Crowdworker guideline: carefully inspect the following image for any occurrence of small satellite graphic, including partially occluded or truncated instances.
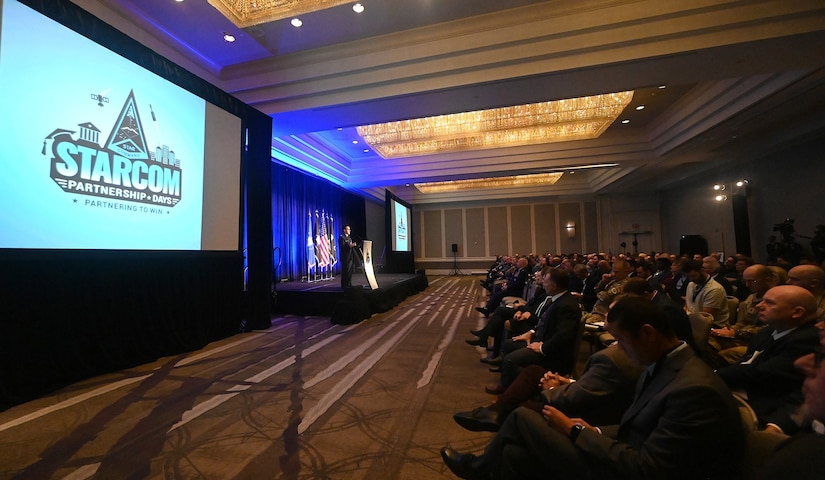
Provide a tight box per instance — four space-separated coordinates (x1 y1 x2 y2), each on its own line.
91 92 109 107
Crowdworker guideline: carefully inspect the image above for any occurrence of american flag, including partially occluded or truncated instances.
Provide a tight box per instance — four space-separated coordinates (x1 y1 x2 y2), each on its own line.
317 211 331 268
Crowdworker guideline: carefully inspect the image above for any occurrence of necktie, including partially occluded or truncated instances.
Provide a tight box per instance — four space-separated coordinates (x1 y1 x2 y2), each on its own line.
534 298 553 335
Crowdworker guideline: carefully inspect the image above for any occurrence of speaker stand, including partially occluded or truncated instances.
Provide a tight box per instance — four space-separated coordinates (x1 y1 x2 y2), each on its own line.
449 250 463 276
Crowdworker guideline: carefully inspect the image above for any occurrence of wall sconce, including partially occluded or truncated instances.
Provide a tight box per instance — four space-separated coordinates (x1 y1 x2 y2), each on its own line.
566 222 576 238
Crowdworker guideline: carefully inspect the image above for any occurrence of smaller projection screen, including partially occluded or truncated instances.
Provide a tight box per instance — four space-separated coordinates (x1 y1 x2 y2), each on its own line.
0 0 242 251
388 192 412 252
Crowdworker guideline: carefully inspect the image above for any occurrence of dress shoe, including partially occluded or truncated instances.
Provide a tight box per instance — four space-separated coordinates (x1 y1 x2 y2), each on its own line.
488 366 501 373
485 383 506 395
475 307 489 316
440 447 487 480
469 328 484 337
465 337 487 347
480 355 502 366
453 406 500 432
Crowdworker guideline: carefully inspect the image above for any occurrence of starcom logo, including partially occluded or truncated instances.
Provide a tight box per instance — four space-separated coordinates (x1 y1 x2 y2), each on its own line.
43 90 182 207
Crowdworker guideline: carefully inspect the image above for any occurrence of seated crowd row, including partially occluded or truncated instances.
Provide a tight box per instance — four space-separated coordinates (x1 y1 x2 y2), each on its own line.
441 251 825 480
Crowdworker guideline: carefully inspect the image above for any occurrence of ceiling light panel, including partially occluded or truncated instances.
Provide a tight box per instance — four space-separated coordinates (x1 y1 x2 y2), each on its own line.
357 91 634 158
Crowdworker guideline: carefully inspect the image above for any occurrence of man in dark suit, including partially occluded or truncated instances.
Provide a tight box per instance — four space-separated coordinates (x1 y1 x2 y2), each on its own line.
485 268 581 394
716 285 820 435
477 256 529 316
467 269 549 363
758 322 825 480
338 225 357 288
442 296 743 480
453 343 642 432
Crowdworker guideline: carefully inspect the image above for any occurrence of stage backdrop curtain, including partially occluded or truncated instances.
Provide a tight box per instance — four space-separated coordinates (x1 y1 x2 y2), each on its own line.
271 165 366 282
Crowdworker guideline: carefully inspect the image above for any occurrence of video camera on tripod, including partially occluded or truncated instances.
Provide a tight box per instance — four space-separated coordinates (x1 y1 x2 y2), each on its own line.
773 218 795 242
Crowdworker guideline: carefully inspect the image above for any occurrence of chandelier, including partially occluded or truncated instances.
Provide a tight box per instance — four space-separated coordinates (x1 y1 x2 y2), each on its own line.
208 0 353 27
357 91 634 158
414 172 564 194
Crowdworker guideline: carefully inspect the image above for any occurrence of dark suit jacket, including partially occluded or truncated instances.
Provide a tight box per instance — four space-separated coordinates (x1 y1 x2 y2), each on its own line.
576 345 744 480
502 267 528 296
534 291 581 375
541 343 643 426
758 433 825 480
517 287 548 316
716 321 820 433
581 272 600 312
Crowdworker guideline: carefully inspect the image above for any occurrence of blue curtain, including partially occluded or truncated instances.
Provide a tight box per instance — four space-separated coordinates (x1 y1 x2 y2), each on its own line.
270 164 365 281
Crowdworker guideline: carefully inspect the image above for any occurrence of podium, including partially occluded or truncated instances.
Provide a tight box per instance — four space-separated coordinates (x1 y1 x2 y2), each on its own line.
361 240 379 290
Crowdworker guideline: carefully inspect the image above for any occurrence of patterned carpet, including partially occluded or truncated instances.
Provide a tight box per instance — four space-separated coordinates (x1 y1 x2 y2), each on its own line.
0 275 536 479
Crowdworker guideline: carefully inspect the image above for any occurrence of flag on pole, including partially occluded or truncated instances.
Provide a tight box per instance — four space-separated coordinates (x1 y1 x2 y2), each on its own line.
307 211 316 271
318 210 331 268
315 210 328 268
327 214 337 267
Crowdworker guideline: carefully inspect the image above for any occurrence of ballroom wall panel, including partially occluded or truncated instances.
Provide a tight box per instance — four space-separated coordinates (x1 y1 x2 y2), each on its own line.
535 203 558 255
510 205 533 255
423 210 443 258
466 208 487 258
488 207 509 255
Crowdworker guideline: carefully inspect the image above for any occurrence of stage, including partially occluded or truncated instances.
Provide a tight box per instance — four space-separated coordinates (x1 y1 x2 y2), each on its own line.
272 272 429 324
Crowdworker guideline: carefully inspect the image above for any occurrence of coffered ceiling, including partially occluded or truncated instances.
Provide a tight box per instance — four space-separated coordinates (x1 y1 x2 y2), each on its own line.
71 0 825 203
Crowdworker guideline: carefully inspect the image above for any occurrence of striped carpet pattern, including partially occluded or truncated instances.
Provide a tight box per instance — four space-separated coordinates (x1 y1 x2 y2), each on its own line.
0 276 518 479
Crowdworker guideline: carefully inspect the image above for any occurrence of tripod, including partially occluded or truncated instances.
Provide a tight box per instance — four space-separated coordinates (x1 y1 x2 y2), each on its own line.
449 247 463 276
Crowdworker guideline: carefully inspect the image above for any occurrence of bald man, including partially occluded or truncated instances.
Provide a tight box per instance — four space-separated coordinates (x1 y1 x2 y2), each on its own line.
716 285 820 435
787 264 825 322
708 264 780 366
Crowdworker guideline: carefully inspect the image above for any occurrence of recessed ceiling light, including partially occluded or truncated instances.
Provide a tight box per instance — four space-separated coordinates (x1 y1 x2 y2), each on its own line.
223 32 236 42
291 18 303 27
353 3 365 13
621 119 630 124
635 105 645 111
658 85 667 89
352 140 359 144
175 0 184 3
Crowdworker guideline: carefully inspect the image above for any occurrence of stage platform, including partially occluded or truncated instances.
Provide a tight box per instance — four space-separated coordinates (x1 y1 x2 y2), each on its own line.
272 272 428 324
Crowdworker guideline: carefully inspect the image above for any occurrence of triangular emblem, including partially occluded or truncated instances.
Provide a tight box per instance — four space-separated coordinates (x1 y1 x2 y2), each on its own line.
105 90 149 160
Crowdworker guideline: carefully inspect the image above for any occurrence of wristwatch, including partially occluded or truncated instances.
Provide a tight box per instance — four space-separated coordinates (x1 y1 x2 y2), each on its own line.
569 423 585 442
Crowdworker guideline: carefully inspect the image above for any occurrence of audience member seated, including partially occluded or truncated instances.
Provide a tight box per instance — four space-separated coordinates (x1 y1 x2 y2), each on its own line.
728 256 756 301
635 260 662 293
467 269 550 363
476 256 529 317
708 264 777 367
716 285 820 435
653 256 672 286
572 263 598 312
583 259 633 322
613 278 698 354
564 259 584 296
581 257 611 312
452 342 642 432
485 268 580 395
703 255 735 296
787 264 825 322
757 319 825 480
479 255 507 291
683 259 730 328
665 257 689 307
441 296 744 480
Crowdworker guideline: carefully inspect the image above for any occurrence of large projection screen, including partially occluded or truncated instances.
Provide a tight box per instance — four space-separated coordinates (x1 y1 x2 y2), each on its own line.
0 0 242 251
